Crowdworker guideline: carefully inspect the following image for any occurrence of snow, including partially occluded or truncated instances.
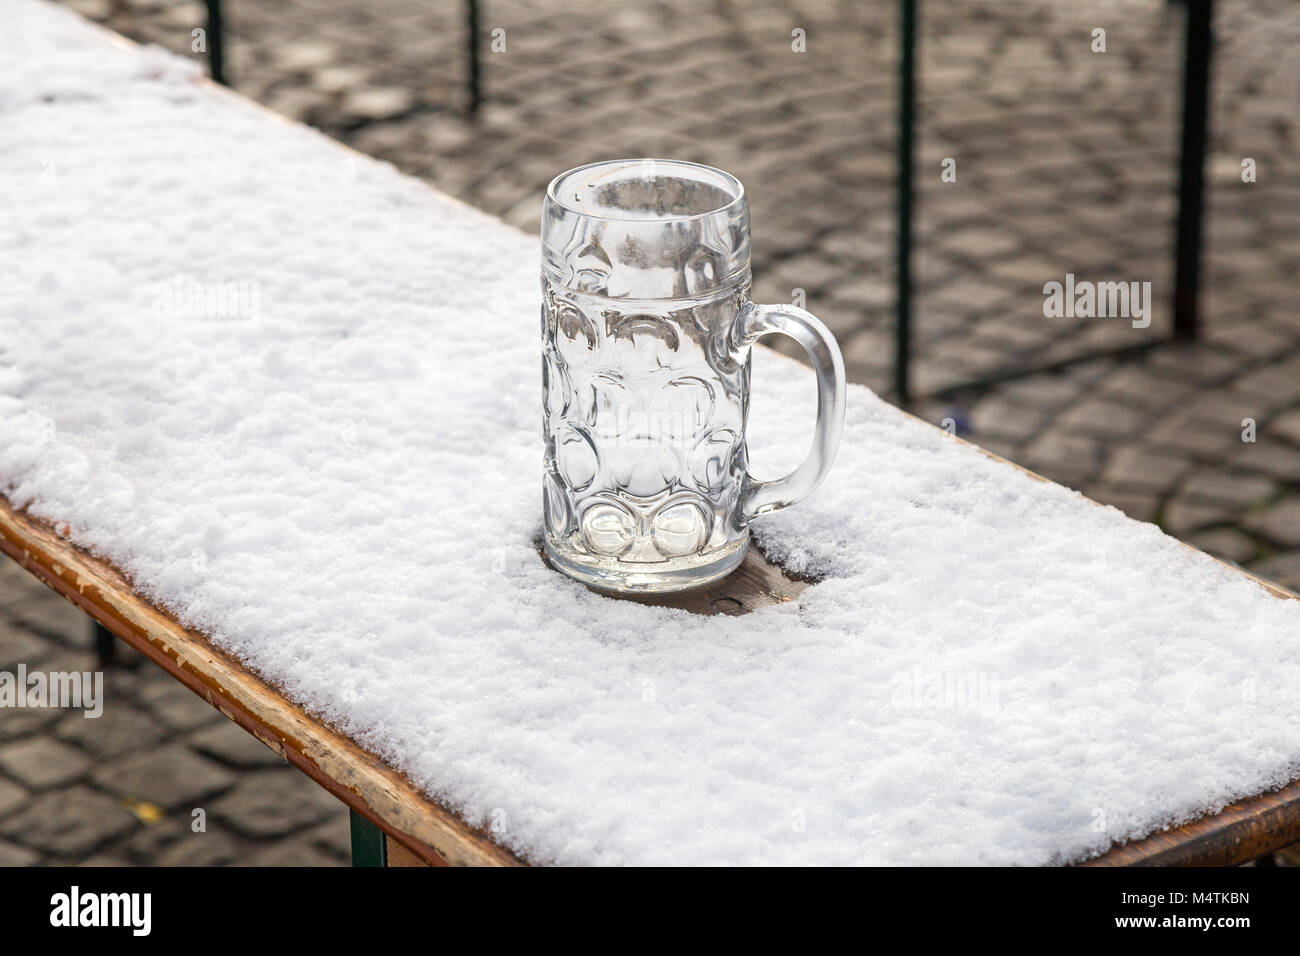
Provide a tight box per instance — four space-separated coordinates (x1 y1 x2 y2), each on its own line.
3 0 1299 866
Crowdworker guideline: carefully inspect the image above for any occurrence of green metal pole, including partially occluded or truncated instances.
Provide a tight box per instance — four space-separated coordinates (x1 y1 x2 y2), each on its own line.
466 0 481 115
895 0 916 404
350 809 387 867
1173 0 1212 339
93 621 116 666
203 0 226 86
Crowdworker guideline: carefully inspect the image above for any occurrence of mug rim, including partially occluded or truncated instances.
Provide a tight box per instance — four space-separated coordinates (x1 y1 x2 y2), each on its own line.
544 158 747 224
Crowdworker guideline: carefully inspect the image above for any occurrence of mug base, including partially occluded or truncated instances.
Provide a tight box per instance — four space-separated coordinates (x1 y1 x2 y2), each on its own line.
544 536 749 594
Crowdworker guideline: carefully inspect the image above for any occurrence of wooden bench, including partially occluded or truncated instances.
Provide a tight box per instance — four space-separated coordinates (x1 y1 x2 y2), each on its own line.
5 5 1298 867
4 431 1297 867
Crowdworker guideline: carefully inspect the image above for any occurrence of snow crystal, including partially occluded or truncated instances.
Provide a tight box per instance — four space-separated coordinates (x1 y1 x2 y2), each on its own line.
2 0 1298 865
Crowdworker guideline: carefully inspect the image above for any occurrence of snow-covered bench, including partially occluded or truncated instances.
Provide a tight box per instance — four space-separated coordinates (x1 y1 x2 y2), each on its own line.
3 0 1299 866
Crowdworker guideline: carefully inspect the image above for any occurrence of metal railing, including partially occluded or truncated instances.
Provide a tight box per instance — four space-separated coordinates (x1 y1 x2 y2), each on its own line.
894 0 1214 403
197 0 1215 405
201 0 482 115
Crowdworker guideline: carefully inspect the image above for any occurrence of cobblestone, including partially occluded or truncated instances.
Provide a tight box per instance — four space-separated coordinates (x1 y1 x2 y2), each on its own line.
1163 498 1240 538
1242 499 1300 551
969 397 1052 444
0 707 61 744
211 769 343 839
188 721 288 770
1179 471 1277 510
138 681 224 733
0 778 29 818
0 786 137 857
130 818 245 867
1269 409 1300 447
0 625 51 670
1252 552 1300 593
1236 359 1300 405
1187 528 1259 566
1236 442 1300 481
1145 416 1242 460
0 588 348 867
1056 398 1153 441
308 816 353 859
56 706 169 760
0 739 91 790
0 841 39 867
1085 486 1161 525
1021 432 1107 490
9 596 93 647
248 841 342 867
94 746 237 810
1100 448 1193 495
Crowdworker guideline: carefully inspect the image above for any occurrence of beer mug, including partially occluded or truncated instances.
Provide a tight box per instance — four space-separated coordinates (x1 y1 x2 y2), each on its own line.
541 159 845 592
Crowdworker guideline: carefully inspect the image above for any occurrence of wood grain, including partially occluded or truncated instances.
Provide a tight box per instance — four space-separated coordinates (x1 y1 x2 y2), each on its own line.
385 835 432 867
1081 779 1300 866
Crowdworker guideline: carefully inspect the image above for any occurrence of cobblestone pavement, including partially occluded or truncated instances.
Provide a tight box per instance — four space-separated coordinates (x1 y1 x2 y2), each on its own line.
8 0 1299 864
0 561 351 866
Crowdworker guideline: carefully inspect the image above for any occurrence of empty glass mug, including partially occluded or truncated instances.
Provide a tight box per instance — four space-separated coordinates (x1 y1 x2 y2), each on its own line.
541 159 845 592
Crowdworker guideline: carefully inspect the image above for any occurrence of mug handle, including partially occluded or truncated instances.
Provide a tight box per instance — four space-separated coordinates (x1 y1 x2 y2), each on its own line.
729 302 847 522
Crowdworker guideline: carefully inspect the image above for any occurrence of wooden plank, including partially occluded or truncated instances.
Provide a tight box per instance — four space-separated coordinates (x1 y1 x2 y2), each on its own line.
1081 779 1300 867
0 498 520 868
385 834 433 868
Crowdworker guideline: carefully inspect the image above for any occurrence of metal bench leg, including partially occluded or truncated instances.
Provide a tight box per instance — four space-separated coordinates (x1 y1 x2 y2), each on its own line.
204 0 226 86
466 0 481 116
1173 0 1213 339
93 621 116 667
894 0 917 404
350 809 387 866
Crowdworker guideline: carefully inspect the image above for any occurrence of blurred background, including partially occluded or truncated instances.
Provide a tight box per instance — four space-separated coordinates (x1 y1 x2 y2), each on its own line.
2 0 1298 865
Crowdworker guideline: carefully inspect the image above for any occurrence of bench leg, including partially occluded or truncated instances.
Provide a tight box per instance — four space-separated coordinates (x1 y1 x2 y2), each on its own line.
349 809 387 867
204 0 226 86
466 0 481 116
94 621 116 667
894 0 917 404
1173 0 1213 339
